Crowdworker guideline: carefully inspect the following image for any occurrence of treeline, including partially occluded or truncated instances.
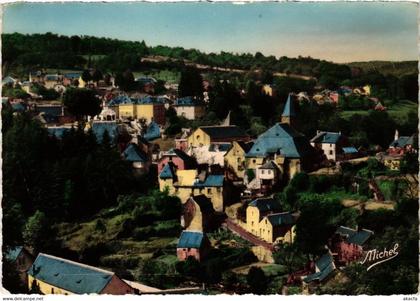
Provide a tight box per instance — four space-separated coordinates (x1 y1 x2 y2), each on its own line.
4 32 350 78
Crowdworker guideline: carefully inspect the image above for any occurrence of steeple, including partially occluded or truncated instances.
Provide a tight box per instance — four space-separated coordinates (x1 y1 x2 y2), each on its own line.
281 93 296 126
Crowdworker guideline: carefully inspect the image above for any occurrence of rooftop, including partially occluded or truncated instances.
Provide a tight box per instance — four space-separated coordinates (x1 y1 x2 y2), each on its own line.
336 226 373 246
310 131 342 144
199 125 248 140
177 231 205 249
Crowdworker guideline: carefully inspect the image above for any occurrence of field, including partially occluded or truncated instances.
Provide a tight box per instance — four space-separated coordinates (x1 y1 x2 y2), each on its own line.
340 99 417 122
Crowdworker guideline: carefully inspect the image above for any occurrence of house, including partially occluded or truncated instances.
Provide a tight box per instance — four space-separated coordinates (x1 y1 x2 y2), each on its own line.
259 212 296 244
27 253 134 295
224 141 254 180
310 131 352 161
262 84 276 97
177 231 211 262
374 101 386 111
122 143 151 173
44 74 60 89
342 147 359 160
256 160 280 193
97 101 117 121
353 85 371 96
175 128 192 152
173 96 206 120
135 77 156 94
63 73 82 86
157 148 197 175
302 251 336 287
143 121 161 141
329 226 373 266
2 76 19 87
245 197 282 236
108 95 134 119
191 143 232 167
181 195 215 232
135 97 166 125
4 246 34 284
379 130 418 170
159 166 225 212
187 125 250 148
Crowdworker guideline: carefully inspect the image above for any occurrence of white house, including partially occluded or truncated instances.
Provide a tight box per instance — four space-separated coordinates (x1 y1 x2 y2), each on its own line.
173 97 205 120
310 131 349 161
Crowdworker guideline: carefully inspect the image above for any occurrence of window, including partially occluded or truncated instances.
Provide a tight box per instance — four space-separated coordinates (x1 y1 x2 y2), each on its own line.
251 221 254 226
252 159 256 164
329 150 333 155
217 187 221 192
196 135 200 140
207 188 211 194
261 170 265 174
237 158 241 163
51 288 55 294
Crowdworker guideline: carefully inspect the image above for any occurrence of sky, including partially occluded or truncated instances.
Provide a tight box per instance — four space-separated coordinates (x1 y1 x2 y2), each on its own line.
2 2 418 63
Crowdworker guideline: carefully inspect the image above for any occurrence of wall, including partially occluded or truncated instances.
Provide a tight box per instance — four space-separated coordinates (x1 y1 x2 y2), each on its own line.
224 142 246 179
28 275 73 295
177 248 200 261
135 104 154 123
187 128 210 148
100 275 134 295
157 156 186 175
246 206 260 235
251 246 274 263
119 104 135 119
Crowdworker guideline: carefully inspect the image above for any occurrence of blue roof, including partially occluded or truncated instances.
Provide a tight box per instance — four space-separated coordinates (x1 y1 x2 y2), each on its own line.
159 163 175 179
336 226 373 246
108 95 134 106
123 143 148 162
45 74 59 81
174 96 203 106
246 123 315 158
91 122 118 143
389 136 416 148
28 253 114 294
5 246 23 262
177 231 204 248
282 94 296 117
342 147 358 154
47 127 71 139
137 96 164 104
266 212 295 226
194 175 224 187
64 73 81 79
144 121 161 141
11 103 26 112
36 105 62 116
135 77 157 84
311 132 342 144
303 252 335 283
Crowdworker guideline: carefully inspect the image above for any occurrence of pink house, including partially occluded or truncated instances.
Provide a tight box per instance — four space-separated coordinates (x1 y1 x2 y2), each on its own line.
177 231 211 262
157 148 197 175
329 226 373 265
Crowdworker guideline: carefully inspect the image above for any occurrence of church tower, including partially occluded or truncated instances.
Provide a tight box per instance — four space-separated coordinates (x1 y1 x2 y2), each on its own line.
281 93 297 127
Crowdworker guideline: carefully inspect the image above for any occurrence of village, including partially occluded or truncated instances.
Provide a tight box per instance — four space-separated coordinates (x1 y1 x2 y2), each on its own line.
3 58 418 295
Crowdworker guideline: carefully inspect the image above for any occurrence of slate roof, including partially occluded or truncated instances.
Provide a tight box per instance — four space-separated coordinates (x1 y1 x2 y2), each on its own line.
45 74 59 81
63 73 82 79
191 195 215 214
135 77 157 84
336 226 373 246
159 163 176 179
144 121 161 141
177 231 205 249
91 122 118 143
5 246 23 262
28 253 115 294
209 143 231 152
163 148 197 166
342 147 358 154
282 94 296 117
246 123 315 158
174 96 204 106
237 141 254 153
248 197 281 213
260 160 278 170
310 131 342 144
303 252 335 283
389 135 417 148
193 175 224 187
11 103 26 112
108 95 134 106
266 212 295 226
123 143 148 162
200 126 248 140
137 96 164 105
36 105 62 116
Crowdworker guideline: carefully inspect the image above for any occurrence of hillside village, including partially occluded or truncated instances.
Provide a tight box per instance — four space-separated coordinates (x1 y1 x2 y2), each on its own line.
2 34 419 296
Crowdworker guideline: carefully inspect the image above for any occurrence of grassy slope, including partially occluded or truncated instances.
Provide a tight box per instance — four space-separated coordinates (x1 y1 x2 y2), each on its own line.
347 61 417 77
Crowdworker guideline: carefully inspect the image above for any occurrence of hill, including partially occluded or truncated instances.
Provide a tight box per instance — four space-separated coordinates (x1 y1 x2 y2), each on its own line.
347 61 418 77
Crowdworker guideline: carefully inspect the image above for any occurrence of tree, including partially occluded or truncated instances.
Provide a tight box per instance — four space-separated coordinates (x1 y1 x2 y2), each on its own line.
273 243 307 273
246 266 267 294
92 69 103 84
81 69 92 83
178 68 203 98
23 210 49 253
63 88 101 120
115 70 135 91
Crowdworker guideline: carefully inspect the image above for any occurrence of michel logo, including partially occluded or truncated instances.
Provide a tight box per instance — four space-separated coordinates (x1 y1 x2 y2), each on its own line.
360 243 399 271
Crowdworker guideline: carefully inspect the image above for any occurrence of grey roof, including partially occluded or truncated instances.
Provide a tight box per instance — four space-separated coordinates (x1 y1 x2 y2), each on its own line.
310 131 342 144
260 160 278 169
28 253 115 294
303 252 335 283
162 148 197 167
190 195 214 214
5 246 23 262
336 226 373 246
200 126 248 140
389 135 417 148
123 143 148 162
246 123 315 158
248 197 281 213
266 212 295 226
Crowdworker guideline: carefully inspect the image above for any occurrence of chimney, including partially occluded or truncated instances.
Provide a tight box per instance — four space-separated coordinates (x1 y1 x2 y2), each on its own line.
394 129 399 141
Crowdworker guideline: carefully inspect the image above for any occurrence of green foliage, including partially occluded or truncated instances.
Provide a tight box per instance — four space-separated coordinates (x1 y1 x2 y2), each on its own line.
272 243 307 273
63 88 101 119
31 83 60 100
178 68 203 98
246 267 268 294
2 84 30 99
23 211 49 253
